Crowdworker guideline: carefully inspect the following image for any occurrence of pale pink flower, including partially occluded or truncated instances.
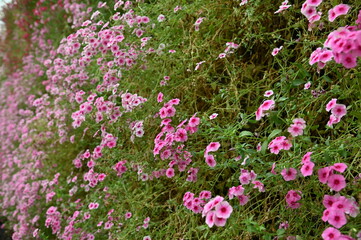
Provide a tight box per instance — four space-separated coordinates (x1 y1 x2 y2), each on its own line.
272 46 283 56
331 104 347 118
209 113 218 120
215 201 233 219
264 90 274 97
304 81 311 89
281 168 297 181
288 124 304 137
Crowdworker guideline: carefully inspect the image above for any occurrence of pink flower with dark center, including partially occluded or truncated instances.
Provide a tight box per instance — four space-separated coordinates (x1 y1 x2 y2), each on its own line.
323 195 338 209
214 216 227 227
215 201 233 219
205 154 217 167
238 194 250 205
209 113 218 120
322 227 341 240
333 4 351 19
318 167 332 184
300 161 315 177
288 124 304 137
205 211 215 227
326 99 337 112
327 174 346 192
281 168 297 181
157 92 163 103
328 210 347 228
264 90 274 97
272 46 283 56
293 118 306 128
331 104 347 118
332 163 347 173
303 82 311 90
206 142 220 153
175 128 188 142
165 168 175 178
341 53 357 69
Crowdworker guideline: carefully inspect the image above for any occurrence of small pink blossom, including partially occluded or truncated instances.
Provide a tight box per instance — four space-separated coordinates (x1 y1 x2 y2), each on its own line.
272 46 283 56
264 90 274 97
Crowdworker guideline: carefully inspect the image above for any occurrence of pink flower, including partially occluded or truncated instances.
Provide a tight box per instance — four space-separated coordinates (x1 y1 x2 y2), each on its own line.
214 216 227 227
188 116 200 127
209 113 218 120
341 53 357 68
281 168 297 181
306 0 322 7
272 46 283 56
215 201 233 219
322 227 341 240
237 194 250 205
205 211 215 227
166 168 175 178
331 4 351 22
332 163 347 173
304 81 311 89
288 124 304 137
328 210 347 228
300 161 315 177
318 167 332 184
331 104 347 118
205 154 216 167
301 152 313 163
327 174 346 192
264 90 274 97
157 92 163 103
125 212 132 219
260 100 275 111
326 99 337 112
175 128 188 142
206 142 220 153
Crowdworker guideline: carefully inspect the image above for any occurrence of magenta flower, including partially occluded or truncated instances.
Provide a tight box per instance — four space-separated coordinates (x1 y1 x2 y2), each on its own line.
165 168 175 178
206 142 220 153
328 4 351 22
332 163 347 173
328 210 347 228
327 174 346 192
322 227 341 240
306 0 322 7
300 161 315 177
318 167 332 184
326 99 337 112
281 168 297 181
